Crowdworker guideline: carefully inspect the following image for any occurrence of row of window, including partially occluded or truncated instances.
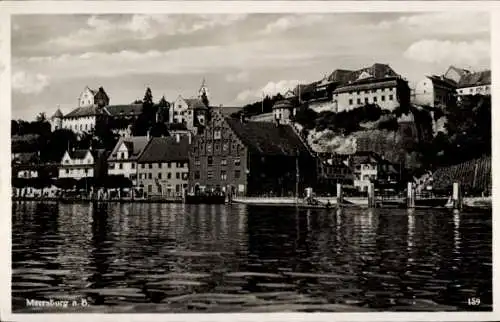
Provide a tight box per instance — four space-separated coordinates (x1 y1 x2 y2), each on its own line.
109 162 188 170
138 172 188 180
197 157 241 167
194 142 241 155
64 168 90 174
348 94 394 106
458 86 490 94
174 110 192 116
347 88 393 96
64 123 93 132
64 159 92 165
194 169 241 180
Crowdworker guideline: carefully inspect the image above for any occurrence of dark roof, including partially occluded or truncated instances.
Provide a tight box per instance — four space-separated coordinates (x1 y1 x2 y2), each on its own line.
427 75 457 89
69 149 90 160
185 98 208 110
225 118 310 157
52 108 63 118
90 148 108 160
328 69 355 83
458 70 491 88
273 100 293 110
333 77 402 94
138 136 190 163
64 106 111 118
106 104 143 116
108 136 149 161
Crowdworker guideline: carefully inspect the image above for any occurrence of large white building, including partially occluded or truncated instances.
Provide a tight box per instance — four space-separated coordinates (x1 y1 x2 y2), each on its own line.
332 75 410 113
107 136 150 184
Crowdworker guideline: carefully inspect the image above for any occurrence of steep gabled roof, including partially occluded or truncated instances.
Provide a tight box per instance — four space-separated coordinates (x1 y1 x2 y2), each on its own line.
185 98 208 110
107 136 149 161
69 149 90 160
138 136 190 163
225 118 310 157
427 75 457 89
458 70 491 88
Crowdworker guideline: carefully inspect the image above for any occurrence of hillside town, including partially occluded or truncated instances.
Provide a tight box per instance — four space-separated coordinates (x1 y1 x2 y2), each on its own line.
11 63 491 202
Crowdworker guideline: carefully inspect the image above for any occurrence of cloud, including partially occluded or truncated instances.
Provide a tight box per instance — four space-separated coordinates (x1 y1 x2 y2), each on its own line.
47 14 248 50
12 71 50 94
403 39 490 66
225 71 249 83
373 12 489 35
15 40 320 82
260 14 325 34
236 79 303 102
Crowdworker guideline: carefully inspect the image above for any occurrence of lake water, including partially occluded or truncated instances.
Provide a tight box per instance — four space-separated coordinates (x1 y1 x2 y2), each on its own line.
12 202 492 313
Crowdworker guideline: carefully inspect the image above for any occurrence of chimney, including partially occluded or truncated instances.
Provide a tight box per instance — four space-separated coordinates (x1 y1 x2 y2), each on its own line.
147 130 150 140
188 132 192 145
175 133 180 143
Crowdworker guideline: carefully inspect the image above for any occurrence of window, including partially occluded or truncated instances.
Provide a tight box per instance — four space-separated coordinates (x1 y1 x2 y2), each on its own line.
207 171 214 179
357 98 361 105
215 144 220 151
194 158 201 166
349 99 353 105
389 95 394 101
149 163 153 169
214 130 221 140
373 96 378 103
221 170 227 180
381 95 385 101
158 173 162 179
148 173 152 179
131 163 135 169
119 163 123 170
120 152 125 159
207 144 212 153
109 163 114 169
234 170 241 178
65 169 69 174
167 173 172 179
221 159 227 166
459 89 463 94
357 91 360 95
148 185 152 193
158 163 162 168
168 162 172 168
194 171 200 179
365 98 369 104
208 156 213 166
223 143 229 152
141 164 145 169
176 173 180 179
234 158 241 166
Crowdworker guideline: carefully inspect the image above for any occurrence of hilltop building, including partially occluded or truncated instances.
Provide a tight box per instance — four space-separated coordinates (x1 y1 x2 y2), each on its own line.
188 113 316 197
293 63 409 114
136 136 190 198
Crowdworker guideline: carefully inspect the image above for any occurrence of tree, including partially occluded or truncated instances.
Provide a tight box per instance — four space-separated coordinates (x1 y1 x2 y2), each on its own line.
157 96 170 123
11 120 19 136
40 129 77 163
150 122 169 137
132 87 157 136
36 112 47 122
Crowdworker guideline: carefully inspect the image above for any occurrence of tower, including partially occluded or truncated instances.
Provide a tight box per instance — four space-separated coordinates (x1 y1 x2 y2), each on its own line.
50 106 63 131
198 78 210 101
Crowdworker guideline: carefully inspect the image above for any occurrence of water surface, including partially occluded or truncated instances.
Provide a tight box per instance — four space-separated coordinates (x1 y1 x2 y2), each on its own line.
12 202 492 312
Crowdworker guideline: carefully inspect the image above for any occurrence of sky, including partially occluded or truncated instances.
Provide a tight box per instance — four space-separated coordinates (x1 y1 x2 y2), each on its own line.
11 12 490 121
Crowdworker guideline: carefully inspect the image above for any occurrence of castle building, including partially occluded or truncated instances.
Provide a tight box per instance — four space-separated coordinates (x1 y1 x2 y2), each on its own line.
50 108 63 131
169 80 210 133
413 75 457 108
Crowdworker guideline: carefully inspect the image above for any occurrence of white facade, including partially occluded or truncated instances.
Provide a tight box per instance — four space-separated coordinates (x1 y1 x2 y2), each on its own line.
78 86 95 108
170 96 191 125
333 86 399 113
413 77 455 108
108 142 138 179
17 169 38 178
62 115 97 134
353 163 378 192
58 150 95 179
50 117 62 132
273 107 294 124
457 85 491 96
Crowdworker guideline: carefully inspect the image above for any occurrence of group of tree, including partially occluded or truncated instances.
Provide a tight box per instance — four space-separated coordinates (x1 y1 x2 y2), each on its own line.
418 95 491 170
131 88 171 137
237 93 292 118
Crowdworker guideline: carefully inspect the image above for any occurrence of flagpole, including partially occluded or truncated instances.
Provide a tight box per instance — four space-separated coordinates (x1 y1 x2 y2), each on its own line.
262 92 264 113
